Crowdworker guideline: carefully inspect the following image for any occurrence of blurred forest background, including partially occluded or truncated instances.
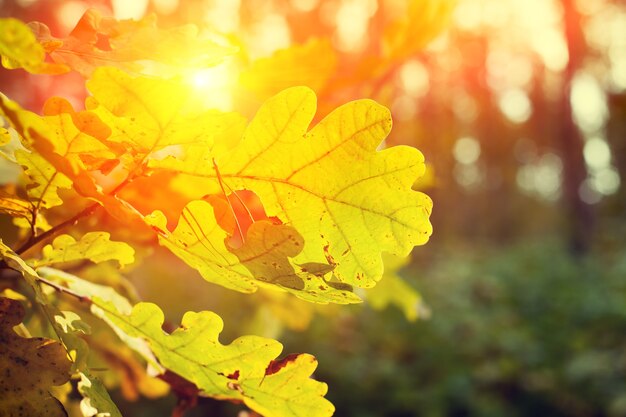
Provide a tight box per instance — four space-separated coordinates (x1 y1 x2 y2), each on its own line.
2 0 626 416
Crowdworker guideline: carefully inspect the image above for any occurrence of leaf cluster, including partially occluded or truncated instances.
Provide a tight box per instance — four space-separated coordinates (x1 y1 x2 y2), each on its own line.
0 6 438 417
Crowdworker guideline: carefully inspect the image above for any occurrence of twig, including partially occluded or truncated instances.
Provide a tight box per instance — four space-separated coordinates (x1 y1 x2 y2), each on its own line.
36 275 92 304
15 202 101 256
15 176 133 256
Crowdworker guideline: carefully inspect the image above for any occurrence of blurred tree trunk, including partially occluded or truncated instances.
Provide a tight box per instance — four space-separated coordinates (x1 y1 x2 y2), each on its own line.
558 0 594 254
606 93 626 216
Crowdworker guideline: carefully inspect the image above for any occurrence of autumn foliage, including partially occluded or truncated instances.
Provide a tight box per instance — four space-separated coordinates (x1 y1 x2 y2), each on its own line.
0 3 450 416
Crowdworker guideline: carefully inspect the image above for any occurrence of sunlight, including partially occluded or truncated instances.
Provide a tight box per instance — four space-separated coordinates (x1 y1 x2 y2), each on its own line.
186 63 237 111
399 60 430 97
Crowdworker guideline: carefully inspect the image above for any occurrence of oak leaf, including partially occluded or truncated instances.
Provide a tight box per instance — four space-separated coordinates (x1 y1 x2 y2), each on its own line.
77 371 123 417
0 190 32 219
0 297 72 417
0 93 142 222
85 67 246 168
15 149 72 209
0 18 68 74
24 9 235 77
96 301 334 417
156 87 433 292
35 232 135 268
146 201 360 304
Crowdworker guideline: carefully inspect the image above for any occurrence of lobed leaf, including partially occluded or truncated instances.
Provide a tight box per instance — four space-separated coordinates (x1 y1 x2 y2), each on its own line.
0 297 72 417
158 87 433 292
86 67 246 167
0 191 32 219
95 301 334 417
36 232 135 268
147 202 360 304
15 149 72 209
0 18 68 74
77 371 123 417
8 9 235 77
0 93 143 222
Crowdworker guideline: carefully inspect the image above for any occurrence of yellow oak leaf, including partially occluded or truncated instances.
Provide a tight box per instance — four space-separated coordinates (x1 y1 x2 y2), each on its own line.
146 201 359 304
156 87 433 291
0 297 72 417
0 93 143 222
0 18 68 74
86 67 246 170
0 190 32 219
35 232 135 268
15 149 72 209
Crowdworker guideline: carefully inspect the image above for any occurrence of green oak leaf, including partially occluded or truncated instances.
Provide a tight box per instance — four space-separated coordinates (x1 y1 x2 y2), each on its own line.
96 301 334 417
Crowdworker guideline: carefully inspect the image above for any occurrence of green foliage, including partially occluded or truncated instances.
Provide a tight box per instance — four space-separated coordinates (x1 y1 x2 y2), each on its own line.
283 242 626 417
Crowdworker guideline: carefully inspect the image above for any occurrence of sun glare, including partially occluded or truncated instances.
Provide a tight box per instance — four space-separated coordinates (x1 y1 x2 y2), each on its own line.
187 64 237 111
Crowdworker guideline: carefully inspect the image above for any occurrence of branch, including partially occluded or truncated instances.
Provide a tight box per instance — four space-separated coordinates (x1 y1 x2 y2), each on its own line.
15 176 134 256
15 202 101 256
36 275 92 304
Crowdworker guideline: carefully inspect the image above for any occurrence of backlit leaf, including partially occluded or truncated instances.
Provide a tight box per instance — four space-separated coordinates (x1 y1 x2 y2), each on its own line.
158 87 432 291
146 202 360 304
0 297 71 417
15 149 72 209
0 93 143 222
86 67 245 167
0 18 68 74
0 191 32 219
1 239 47 303
36 232 135 268
26 9 235 77
77 371 123 417
97 301 334 417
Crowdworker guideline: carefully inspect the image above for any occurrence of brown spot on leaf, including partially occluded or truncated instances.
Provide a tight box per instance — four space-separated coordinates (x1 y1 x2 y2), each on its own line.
264 353 301 377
